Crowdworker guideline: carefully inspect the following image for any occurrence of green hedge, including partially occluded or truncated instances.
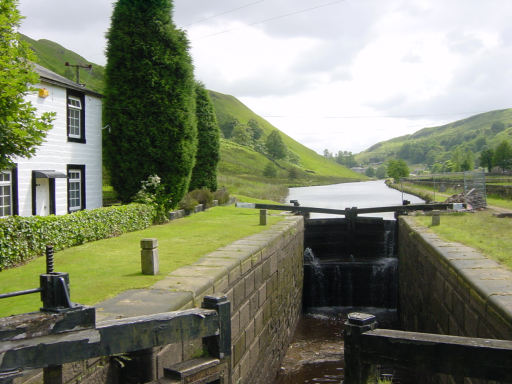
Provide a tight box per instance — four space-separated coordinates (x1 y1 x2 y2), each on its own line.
0 204 155 270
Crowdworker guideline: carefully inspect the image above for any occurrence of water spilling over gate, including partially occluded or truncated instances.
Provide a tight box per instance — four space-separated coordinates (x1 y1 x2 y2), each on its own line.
303 217 398 316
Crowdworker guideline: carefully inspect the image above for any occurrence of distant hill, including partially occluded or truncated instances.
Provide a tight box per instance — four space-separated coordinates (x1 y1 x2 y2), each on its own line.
21 34 105 93
22 34 364 198
356 109 512 167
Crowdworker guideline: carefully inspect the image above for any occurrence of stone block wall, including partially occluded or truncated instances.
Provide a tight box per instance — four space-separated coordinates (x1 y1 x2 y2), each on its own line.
398 216 512 383
219 216 304 384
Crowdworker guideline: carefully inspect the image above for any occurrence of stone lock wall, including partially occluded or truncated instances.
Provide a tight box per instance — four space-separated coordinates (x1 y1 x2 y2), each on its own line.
226 216 304 384
398 216 512 383
14 215 304 384
101 214 305 384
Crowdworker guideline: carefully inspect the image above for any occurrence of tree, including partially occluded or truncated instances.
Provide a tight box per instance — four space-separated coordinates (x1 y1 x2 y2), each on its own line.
387 159 409 182
247 118 263 141
265 130 287 159
231 124 251 146
491 121 505 134
189 82 220 191
431 163 443 173
263 162 277 178
0 0 54 170
493 140 512 172
336 150 357 168
365 167 375 177
479 148 494 172
220 116 238 139
442 160 456 172
375 165 387 179
104 0 197 205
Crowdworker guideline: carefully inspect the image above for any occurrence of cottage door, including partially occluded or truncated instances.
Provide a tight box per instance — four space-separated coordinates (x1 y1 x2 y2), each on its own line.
35 178 50 216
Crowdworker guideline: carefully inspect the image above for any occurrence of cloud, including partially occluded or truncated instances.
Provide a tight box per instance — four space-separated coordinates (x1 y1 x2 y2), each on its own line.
19 0 114 64
16 0 512 154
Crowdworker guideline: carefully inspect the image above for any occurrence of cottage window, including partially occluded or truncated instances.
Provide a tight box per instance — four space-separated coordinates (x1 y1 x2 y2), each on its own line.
68 170 81 211
67 91 85 143
67 97 81 138
67 165 85 212
0 171 12 217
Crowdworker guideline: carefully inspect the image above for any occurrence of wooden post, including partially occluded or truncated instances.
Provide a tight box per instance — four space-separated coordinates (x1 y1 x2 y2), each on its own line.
259 209 267 226
141 238 159 275
343 312 377 384
43 365 63 384
202 295 231 359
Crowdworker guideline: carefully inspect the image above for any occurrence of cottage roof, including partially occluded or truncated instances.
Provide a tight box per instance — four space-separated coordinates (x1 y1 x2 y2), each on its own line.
32 62 103 98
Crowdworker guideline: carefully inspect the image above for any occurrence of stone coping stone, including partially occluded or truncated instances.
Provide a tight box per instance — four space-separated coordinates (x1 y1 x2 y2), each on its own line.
216 243 265 258
402 217 512 328
95 289 193 321
166 265 228 283
152 275 213 297
195 257 241 271
450 258 502 270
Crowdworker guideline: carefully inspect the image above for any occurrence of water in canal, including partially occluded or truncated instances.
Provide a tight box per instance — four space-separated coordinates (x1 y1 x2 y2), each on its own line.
274 180 423 383
286 179 424 219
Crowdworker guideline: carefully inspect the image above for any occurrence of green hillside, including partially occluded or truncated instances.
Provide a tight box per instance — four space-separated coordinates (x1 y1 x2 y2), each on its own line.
22 34 364 200
210 90 362 179
356 109 512 168
21 34 105 93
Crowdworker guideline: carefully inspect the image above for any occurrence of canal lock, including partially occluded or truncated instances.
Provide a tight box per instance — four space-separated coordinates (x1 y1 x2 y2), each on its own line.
275 216 405 384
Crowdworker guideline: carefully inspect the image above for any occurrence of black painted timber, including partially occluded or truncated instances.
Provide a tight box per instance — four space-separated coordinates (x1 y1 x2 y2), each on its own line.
359 329 512 381
0 309 219 372
243 202 457 216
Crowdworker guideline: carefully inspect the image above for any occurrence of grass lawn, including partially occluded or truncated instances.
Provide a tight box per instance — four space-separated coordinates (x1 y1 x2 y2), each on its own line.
0 204 284 317
487 196 512 210
413 211 512 271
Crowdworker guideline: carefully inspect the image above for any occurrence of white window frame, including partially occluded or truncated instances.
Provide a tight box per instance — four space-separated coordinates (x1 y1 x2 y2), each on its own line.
0 170 12 217
67 96 82 139
68 169 82 212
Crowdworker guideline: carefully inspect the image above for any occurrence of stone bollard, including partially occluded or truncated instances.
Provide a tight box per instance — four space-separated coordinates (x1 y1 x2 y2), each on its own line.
344 312 378 384
141 238 159 275
260 209 267 225
432 211 441 226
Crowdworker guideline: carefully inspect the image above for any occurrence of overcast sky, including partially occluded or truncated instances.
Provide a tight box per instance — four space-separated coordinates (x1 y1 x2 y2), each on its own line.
18 0 512 154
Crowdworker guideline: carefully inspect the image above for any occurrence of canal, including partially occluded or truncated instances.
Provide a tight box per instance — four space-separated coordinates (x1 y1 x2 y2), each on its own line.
286 180 424 219
275 180 423 383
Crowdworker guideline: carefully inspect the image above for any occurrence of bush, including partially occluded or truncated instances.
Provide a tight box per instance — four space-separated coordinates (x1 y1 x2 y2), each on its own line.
0 204 155 270
134 174 172 224
188 188 214 208
288 167 298 179
178 194 199 212
263 162 277 178
213 188 230 205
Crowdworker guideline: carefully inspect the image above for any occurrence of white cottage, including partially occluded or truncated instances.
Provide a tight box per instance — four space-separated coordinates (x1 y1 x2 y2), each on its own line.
0 63 103 217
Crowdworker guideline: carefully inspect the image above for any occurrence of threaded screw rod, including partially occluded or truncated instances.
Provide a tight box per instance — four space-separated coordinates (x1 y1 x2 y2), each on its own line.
45 245 54 274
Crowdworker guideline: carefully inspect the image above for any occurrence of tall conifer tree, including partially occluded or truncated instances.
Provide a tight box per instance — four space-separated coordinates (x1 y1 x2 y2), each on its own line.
189 83 220 191
104 0 196 205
